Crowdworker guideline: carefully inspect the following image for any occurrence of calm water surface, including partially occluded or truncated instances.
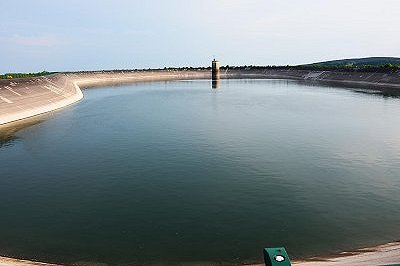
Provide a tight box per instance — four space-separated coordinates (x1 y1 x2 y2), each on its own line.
1 79 400 265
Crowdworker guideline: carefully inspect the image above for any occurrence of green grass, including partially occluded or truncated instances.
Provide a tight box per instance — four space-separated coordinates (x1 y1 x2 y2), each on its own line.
297 57 400 72
0 71 54 79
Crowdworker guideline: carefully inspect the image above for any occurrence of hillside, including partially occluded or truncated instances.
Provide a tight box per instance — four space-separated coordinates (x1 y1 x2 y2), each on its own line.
306 57 400 67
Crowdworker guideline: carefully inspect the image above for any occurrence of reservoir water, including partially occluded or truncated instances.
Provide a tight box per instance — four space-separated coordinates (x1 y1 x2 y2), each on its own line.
1 79 400 265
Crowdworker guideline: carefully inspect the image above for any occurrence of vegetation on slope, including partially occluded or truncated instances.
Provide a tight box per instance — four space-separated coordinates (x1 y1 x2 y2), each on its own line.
2 57 400 77
0 71 54 79
307 57 400 66
219 57 400 72
296 57 400 72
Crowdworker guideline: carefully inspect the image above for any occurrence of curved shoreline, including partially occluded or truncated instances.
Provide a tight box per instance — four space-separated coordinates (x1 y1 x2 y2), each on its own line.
1 69 400 265
0 70 211 125
2 69 400 126
291 241 400 266
0 241 399 266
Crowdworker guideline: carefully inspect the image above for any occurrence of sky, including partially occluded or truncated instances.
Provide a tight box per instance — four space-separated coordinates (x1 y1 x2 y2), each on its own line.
1 0 400 73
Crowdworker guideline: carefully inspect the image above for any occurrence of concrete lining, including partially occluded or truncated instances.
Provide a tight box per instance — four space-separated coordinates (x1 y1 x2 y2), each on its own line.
1 69 400 125
1 69 400 264
0 241 399 266
0 70 210 125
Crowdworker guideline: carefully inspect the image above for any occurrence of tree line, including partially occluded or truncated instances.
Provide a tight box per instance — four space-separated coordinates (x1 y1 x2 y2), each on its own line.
220 64 400 72
2 64 400 79
0 71 53 79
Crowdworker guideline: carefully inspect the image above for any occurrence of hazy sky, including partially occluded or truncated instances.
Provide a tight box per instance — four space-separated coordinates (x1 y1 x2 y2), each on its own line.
1 0 399 73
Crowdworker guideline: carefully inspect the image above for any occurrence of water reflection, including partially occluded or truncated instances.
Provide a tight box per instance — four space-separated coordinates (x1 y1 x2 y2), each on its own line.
1 79 400 265
286 79 400 98
212 79 220 89
0 132 19 148
0 116 46 148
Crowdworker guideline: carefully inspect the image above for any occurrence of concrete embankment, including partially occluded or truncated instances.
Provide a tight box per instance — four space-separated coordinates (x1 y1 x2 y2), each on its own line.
0 74 83 125
230 68 400 98
254 241 400 266
0 70 210 125
224 68 400 91
0 256 60 266
1 241 399 266
1 69 400 264
1 68 400 125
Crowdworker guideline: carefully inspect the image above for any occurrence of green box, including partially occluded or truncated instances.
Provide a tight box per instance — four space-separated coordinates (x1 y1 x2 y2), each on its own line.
263 247 291 266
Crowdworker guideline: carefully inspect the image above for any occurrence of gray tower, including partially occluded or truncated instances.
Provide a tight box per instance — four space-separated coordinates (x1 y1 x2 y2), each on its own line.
212 59 220 80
